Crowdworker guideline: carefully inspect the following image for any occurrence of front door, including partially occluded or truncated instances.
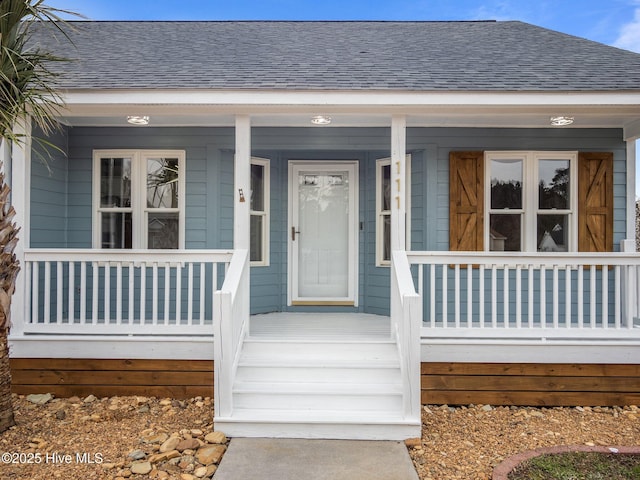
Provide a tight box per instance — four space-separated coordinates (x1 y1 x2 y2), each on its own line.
288 161 358 306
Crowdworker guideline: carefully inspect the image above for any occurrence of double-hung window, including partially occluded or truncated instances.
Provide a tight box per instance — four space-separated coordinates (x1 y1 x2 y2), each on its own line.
250 157 270 265
94 150 185 249
376 155 411 266
486 151 577 252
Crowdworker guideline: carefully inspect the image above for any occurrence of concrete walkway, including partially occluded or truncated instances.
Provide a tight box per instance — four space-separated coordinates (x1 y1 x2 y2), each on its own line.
213 438 420 480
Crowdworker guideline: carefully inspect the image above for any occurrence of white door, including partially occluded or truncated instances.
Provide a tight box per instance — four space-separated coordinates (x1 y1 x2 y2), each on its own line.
288 162 358 305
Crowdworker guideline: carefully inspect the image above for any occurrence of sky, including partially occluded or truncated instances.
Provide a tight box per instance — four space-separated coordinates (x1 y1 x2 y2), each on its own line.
47 0 640 194
46 0 640 52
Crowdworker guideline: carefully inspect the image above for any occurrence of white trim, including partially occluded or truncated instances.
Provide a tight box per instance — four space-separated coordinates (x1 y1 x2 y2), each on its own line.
626 139 637 244
234 116 252 251
390 116 407 254
11 117 31 336
422 339 640 364
10 334 638 363
484 151 578 252
376 155 411 266
93 149 186 249
9 335 214 360
60 90 640 107
250 157 270 267
288 161 359 305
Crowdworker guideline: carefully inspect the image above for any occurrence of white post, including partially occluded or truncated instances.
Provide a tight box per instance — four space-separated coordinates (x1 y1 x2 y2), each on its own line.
234 115 251 251
625 138 637 248
390 115 407 252
9 117 32 336
622 239 637 327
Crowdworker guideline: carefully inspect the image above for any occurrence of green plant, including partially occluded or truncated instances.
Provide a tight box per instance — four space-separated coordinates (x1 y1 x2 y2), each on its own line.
508 452 640 480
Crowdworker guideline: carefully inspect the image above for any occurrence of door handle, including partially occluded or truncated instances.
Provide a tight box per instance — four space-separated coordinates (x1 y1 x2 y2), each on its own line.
291 227 301 241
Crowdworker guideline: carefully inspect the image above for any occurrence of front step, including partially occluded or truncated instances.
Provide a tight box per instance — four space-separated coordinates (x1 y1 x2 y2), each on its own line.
216 335 421 440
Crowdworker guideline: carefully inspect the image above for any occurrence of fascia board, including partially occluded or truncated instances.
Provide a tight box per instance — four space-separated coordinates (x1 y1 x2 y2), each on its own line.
61 90 640 108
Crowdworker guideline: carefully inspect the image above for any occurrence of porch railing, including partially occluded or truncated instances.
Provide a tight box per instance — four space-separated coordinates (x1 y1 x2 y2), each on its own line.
390 250 421 421
22 249 233 335
407 251 640 338
213 248 250 418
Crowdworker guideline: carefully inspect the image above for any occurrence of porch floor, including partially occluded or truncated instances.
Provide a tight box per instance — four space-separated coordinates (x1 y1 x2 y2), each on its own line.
248 312 391 340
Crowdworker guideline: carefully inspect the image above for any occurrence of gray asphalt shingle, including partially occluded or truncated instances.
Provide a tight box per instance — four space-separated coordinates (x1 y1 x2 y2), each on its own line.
31 20 640 91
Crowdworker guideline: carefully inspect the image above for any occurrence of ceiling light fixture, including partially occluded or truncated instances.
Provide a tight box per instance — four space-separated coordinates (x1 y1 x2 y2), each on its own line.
311 115 332 126
550 116 574 126
127 115 150 125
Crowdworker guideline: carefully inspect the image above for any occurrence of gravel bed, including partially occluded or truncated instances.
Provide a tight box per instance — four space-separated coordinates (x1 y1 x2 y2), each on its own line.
408 404 640 480
0 395 638 480
0 394 220 480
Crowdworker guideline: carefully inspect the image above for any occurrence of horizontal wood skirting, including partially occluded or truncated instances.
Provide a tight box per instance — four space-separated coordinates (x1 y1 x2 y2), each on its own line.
10 358 214 399
422 362 640 407
10 359 640 406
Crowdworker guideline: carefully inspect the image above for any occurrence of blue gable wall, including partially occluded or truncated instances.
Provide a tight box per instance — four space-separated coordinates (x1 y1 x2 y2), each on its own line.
30 126 627 316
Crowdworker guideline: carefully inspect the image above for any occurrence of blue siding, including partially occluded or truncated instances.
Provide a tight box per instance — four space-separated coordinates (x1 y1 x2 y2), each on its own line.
30 125 68 248
31 126 628 316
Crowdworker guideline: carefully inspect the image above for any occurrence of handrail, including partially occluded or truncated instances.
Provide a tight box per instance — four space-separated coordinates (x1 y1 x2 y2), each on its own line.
407 250 640 267
214 249 250 419
391 250 421 421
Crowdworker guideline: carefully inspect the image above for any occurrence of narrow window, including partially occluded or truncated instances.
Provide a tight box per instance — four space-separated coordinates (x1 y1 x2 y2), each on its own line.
376 156 410 265
250 157 270 265
489 157 523 251
98 156 133 248
146 156 180 249
536 158 571 252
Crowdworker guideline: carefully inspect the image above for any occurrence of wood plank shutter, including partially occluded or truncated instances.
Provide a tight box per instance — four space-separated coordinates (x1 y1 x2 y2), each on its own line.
449 151 484 251
578 152 614 252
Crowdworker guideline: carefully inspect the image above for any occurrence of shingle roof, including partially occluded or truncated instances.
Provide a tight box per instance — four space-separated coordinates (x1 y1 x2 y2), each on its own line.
32 20 640 92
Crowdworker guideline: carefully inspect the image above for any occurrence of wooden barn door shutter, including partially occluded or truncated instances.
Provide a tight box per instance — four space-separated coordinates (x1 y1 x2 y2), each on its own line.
578 152 613 252
449 151 484 251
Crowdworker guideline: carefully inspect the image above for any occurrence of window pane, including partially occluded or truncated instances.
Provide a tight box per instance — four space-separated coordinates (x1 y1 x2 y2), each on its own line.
381 164 391 211
147 212 179 249
383 214 390 262
250 214 263 262
100 158 131 207
490 214 521 251
537 214 569 252
101 212 132 248
147 158 179 208
539 160 570 210
251 164 264 212
490 159 522 209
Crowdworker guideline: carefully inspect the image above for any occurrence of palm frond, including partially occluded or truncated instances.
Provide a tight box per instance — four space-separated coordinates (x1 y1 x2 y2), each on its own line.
0 0 81 145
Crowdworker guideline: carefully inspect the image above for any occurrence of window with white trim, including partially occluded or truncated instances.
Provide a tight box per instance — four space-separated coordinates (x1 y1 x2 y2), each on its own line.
486 151 577 252
93 150 185 249
376 155 411 266
250 157 270 265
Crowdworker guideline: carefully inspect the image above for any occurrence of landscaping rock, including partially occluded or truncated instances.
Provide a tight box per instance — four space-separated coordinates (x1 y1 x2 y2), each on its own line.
204 431 227 444
159 436 181 453
26 393 53 405
131 461 152 475
196 445 226 465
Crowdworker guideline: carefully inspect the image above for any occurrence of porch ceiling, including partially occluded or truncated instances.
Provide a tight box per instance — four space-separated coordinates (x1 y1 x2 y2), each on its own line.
56 91 640 133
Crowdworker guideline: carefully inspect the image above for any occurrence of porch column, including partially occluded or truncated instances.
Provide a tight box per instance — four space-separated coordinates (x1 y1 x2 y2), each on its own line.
234 115 251 250
9 117 32 336
390 115 407 252
624 135 638 249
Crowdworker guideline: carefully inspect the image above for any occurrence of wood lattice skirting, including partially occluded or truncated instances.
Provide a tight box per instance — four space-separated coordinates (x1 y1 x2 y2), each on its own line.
9 359 640 406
